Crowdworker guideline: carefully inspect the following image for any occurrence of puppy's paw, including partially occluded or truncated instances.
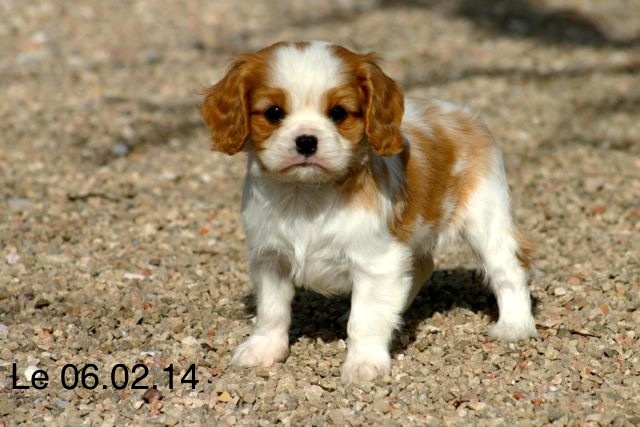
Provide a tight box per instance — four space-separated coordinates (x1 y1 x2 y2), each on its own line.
341 346 391 384
489 315 537 341
231 334 289 368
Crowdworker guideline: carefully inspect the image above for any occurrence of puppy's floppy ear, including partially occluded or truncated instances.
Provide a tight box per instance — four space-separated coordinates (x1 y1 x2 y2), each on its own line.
200 57 254 155
359 56 405 156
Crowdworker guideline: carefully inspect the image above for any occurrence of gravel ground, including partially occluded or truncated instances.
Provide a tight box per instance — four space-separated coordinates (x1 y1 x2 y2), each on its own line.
1 0 639 425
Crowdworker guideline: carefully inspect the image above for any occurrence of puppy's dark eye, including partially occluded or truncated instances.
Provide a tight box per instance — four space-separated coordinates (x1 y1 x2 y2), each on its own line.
328 105 348 123
264 106 285 124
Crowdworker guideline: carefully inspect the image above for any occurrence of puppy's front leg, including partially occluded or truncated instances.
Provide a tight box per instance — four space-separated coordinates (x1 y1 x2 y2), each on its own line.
231 258 294 368
342 247 412 384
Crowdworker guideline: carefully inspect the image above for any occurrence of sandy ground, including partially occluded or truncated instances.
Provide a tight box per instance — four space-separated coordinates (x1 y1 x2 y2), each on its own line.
1 0 639 425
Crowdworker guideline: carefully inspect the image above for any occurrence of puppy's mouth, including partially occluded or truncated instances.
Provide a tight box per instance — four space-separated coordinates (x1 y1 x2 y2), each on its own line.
280 159 330 173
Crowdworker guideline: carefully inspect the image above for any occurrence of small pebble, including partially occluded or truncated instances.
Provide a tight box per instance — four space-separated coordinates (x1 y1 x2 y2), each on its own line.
34 298 50 309
255 367 270 378
24 366 39 382
5 253 20 265
111 142 130 157
142 388 162 404
583 178 604 193
548 408 563 422
467 401 487 411
8 197 31 210
242 393 256 404
181 336 198 346
553 287 567 296
123 272 146 281
217 391 232 403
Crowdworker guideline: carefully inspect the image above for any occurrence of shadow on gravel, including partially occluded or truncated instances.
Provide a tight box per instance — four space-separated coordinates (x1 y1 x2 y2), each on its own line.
241 268 540 348
403 62 639 89
454 0 639 47
541 94 640 155
382 0 639 47
75 96 203 165
398 268 496 352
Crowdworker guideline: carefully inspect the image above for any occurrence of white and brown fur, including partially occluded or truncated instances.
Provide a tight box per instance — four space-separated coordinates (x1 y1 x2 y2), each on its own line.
201 41 537 384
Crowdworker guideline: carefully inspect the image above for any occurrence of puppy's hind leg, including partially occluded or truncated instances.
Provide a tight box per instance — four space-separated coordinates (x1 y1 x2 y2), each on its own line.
462 169 537 341
403 254 434 312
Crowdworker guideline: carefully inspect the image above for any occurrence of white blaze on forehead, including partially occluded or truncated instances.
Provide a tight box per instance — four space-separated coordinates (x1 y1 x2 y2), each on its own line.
270 42 346 111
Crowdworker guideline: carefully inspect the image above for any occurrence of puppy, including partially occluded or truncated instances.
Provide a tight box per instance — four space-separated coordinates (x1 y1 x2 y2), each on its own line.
201 41 537 384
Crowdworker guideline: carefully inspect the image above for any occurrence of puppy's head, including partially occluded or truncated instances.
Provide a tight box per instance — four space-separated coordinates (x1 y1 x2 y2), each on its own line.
201 41 404 183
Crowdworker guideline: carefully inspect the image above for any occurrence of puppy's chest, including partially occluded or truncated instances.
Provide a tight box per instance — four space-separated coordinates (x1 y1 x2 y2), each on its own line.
246 197 376 295
279 212 361 294
288 228 352 294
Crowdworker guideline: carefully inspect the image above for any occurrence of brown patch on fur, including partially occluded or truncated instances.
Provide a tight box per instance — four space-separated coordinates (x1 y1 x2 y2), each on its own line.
249 86 288 151
331 46 404 156
324 80 380 212
391 125 456 240
390 104 494 241
200 59 252 155
514 229 535 270
338 154 388 212
200 43 285 155
324 84 366 144
293 41 310 50
324 84 364 114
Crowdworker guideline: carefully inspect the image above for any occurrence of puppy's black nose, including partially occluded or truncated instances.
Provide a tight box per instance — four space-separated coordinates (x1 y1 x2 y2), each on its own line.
295 134 318 157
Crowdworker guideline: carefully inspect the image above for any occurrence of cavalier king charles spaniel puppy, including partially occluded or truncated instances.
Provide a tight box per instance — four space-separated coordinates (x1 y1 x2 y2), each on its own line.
201 41 537 384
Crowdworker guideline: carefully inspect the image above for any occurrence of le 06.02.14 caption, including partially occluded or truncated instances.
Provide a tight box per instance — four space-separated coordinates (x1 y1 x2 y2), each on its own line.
11 362 198 391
